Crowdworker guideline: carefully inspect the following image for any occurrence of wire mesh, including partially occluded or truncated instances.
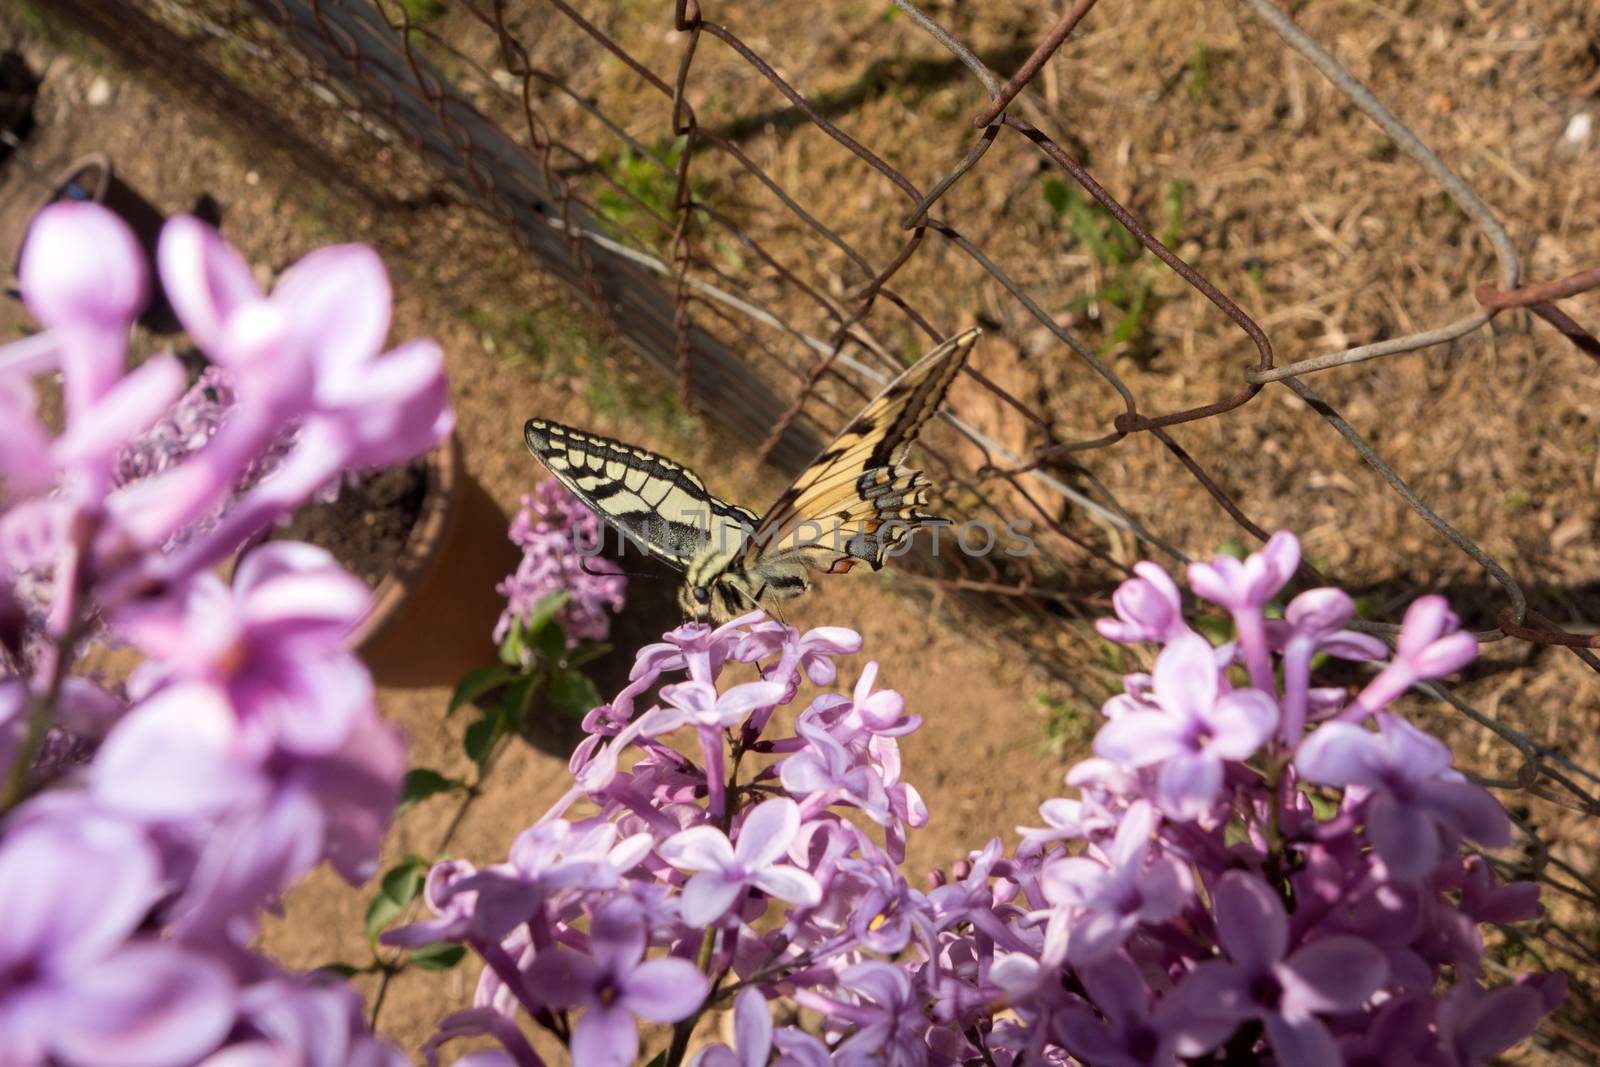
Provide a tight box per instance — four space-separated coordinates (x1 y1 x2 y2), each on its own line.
40 0 1600 1053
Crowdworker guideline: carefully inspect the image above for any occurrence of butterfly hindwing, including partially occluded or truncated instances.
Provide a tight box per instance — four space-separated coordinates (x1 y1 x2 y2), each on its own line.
747 327 978 574
523 419 756 568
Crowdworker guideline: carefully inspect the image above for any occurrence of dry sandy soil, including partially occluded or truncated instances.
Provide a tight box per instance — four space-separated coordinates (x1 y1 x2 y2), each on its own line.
4 0 1599 1060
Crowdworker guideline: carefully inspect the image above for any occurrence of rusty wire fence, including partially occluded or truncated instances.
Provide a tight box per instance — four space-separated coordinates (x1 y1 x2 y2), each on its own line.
41 0 1600 1051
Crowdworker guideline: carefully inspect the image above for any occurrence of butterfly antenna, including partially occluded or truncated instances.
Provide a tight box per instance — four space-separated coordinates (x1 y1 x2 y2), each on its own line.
579 558 669 582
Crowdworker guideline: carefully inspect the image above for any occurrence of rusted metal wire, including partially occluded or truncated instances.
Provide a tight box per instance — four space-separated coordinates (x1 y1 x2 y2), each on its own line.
59 0 1600 1038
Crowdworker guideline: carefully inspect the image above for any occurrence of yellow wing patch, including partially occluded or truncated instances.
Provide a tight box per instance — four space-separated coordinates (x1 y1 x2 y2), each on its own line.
748 327 978 573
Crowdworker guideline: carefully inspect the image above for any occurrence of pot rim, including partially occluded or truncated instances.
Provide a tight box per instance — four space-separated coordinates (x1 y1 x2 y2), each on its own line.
349 431 464 651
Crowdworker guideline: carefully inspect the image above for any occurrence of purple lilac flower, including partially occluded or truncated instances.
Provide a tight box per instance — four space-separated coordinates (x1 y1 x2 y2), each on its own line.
1096 560 1189 644
523 896 708 1067
0 202 438 1065
659 798 822 925
1037 801 1190 964
1181 871 1389 1067
494 479 626 653
1092 632 1278 821
392 530 1559 1067
1295 713 1510 880
0 801 235 1067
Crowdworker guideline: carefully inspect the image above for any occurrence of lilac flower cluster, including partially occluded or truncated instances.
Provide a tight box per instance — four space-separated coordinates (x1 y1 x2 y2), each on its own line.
495 478 625 653
113 364 318 547
397 533 1563 1067
0 202 453 1065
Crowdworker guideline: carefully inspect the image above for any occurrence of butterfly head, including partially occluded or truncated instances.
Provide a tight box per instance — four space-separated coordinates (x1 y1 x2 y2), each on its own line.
678 574 751 623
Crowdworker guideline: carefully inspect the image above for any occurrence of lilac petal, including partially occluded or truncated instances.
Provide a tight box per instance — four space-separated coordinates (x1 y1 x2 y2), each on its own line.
1262 1011 1340 1067
1214 871 1287 972
589 896 647 972
318 340 453 468
660 825 736 873
1280 937 1388 1014
1076 953 1151 1024
731 987 773 1067
1284 588 1355 635
1203 688 1278 760
1137 856 1192 919
273 245 391 379
619 957 709 1023
1396 595 1454 656
1379 715 1454 778
1294 722 1385 788
21 203 149 332
751 865 822 908
0 814 157 966
1151 633 1221 721
1157 750 1223 821
1053 1005 1120 1063
1040 856 1107 905
1067 910 1136 965
53 354 184 469
570 1002 639 1067
91 685 260 819
1107 799 1156 869
523 949 604 1012
1412 631 1478 678
838 961 909 1008
1366 793 1439 881
776 751 835 795
1179 960 1256 1021
157 216 261 356
713 681 786 722
306 711 406 883
1253 531 1302 600
772 1029 833 1067
54 942 235 1067
1093 711 1186 767
168 787 325 937
662 681 717 716
1418 778 1511 848
680 872 744 927
1318 630 1388 661
734 798 799 868
1450 986 1544 1060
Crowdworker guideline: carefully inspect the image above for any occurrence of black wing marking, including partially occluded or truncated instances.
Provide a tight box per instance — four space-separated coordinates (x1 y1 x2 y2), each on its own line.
523 418 757 568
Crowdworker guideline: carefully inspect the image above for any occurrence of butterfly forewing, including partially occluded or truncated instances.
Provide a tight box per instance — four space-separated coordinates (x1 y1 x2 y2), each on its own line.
747 327 978 572
523 419 756 568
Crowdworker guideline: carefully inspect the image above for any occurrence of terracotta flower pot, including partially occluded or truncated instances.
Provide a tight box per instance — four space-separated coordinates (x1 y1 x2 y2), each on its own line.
352 435 523 689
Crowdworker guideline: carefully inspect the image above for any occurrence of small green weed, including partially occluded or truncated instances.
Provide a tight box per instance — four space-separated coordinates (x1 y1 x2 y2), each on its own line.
593 137 711 251
1044 178 1186 357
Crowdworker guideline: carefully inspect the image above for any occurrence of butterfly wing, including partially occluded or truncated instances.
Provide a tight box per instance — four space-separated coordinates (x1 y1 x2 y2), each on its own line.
746 327 979 575
523 418 757 569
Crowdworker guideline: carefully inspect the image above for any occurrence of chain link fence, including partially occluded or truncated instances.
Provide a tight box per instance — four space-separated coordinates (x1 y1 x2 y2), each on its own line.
38 0 1600 1054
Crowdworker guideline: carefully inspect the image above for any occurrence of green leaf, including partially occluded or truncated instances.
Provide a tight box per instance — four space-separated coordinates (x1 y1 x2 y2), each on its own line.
499 674 536 732
408 942 468 971
463 713 502 772
643 1054 669 1067
366 856 428 942
525 590 570 636
531 617 567 666
548 668 603 720
449 665 516 715
314 961 368 978
1042 178 1074 217
398 768 465 813
497 616 526 668
565 641 613 669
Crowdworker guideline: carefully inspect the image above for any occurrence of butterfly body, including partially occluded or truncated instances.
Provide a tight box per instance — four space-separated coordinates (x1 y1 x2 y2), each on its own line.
524 328 979 621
